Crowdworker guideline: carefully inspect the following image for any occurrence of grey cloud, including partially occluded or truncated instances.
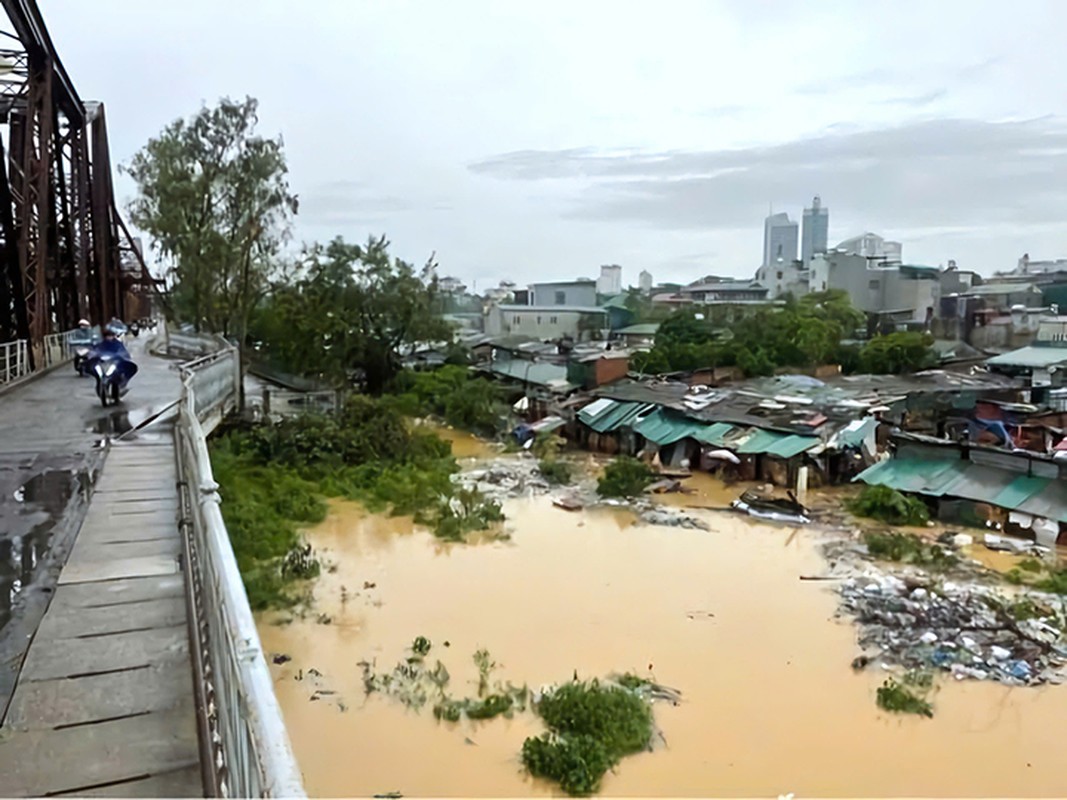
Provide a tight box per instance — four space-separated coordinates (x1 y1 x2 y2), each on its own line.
298 179 415 225
468 117 1067 235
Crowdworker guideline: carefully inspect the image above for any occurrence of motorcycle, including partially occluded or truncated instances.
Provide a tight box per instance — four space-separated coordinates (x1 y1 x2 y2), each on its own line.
91 355 129 407
73 344 92 376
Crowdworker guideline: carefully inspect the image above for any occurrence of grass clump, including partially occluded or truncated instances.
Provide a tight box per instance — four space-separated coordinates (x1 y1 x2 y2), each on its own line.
1034 568 1067 595
597 457 655 499
863 531 957 570
876 670 935 718
848 485 930 526
539 459 573 485
1018 557 1044 573
523 678 654 795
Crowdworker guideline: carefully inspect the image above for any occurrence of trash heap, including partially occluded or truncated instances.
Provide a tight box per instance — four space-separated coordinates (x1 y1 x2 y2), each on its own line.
838 571 1067 686
455 458 552 502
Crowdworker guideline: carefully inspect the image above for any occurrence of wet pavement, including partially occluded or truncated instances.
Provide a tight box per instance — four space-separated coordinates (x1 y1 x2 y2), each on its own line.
0 337 181 719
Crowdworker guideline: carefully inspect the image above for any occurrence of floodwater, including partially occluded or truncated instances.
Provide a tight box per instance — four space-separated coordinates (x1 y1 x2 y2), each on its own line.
259 470 1067 797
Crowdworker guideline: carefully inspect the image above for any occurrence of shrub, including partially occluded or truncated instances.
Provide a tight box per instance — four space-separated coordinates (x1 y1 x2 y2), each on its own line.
539 459 573 485
862 531 956 569
523 678 653 795
597 457 655 498
848 485 929 526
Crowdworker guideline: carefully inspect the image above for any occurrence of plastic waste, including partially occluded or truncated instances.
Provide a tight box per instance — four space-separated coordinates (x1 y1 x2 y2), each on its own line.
1008 660 1032 680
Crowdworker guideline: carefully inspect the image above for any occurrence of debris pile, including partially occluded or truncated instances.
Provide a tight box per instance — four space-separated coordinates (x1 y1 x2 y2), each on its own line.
839 570 1067 686
638 506 710 530
454 457 551 502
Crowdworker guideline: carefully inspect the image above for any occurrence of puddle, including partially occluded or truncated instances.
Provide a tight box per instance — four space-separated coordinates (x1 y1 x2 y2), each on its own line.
416 421 498 461
88 410 133 436
258 492 1067 797
0 470 77 630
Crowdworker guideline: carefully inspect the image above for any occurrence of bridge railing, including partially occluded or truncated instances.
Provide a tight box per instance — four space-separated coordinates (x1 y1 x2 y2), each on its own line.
175 341 306 798
0 339 29 384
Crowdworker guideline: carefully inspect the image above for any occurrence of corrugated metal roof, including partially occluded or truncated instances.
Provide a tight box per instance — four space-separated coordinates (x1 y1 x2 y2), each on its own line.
578 399 656 433
856 458 1067 521
633 409 708 445
736 429 819 458
988 474 1048 510
615 323 660 336
694 422 738 446
986 346 1067 369
836 417 878 448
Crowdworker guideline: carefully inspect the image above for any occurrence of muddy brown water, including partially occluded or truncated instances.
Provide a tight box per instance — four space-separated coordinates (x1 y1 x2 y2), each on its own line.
258 441 1067 798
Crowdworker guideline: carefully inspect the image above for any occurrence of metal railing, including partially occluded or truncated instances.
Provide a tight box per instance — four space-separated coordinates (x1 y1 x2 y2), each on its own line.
0 339 29 384
176 342 305 798
0 328 84 386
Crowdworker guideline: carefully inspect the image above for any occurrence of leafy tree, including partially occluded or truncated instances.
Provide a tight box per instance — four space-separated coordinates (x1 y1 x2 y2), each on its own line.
124 96 297 339
858 332 936 374
250 236 452 393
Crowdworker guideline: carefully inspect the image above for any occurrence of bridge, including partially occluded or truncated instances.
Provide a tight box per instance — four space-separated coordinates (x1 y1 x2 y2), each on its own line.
0 2 303 797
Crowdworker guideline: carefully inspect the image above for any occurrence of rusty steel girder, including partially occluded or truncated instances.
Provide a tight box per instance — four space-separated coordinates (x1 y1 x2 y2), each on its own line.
0 0 149 368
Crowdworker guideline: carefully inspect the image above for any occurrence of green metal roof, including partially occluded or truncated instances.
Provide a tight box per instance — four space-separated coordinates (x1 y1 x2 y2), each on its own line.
578 399 656 433
856 458 1067 522
986 345 1067 369
481 360 572 389
694 422 738 446
600 294 631 310
632 408 708 445
736 429 819 459
615 322 660 336
989 475 1050 510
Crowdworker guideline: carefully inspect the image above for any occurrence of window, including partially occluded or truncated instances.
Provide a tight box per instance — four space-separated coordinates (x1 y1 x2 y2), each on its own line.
554 290 566 304
550 316 558 324
513 315 521 324
822 282 827 290
536 316 542 324
776 271 783 280
869 280 880 290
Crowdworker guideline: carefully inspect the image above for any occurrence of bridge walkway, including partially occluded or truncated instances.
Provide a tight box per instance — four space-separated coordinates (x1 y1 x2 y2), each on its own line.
0 343 204 797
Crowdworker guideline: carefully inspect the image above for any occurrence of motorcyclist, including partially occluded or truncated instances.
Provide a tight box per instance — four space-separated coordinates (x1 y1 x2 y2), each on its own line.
69 319 99 375
88 325 139 390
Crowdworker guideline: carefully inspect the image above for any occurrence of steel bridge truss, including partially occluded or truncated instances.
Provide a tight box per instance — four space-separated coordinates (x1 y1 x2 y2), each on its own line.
0 0 157 367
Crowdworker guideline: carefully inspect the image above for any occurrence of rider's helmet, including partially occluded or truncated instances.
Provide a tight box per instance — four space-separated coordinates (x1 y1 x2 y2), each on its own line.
102 325 118 338
78 319 90 328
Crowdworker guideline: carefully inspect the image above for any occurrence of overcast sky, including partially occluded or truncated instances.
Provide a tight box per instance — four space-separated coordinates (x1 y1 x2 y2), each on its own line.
40 0 1067 289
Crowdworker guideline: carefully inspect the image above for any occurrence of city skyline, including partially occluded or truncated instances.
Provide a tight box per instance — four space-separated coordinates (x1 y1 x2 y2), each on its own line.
40 0 1067 287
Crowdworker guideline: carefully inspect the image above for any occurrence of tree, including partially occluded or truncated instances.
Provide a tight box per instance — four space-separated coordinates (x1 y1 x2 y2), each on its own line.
124 96 297 338
251 236 452 394
858 332 936 374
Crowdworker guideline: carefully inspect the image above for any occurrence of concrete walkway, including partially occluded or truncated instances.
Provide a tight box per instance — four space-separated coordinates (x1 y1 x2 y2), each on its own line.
0 341 204 796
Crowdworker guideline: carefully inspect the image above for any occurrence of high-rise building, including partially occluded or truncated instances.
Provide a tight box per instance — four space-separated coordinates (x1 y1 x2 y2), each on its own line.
762 212 798 267
801 195 829 265
638 269 653 294
597 264 622 295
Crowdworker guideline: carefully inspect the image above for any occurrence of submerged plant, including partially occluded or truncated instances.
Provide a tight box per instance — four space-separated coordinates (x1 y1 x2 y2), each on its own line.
523 678 654 795
862 531 956 570
876 672 935 718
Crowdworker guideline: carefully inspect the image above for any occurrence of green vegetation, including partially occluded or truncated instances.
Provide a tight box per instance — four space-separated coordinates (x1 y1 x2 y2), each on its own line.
523 678 654 795
1008 596 1050 621
862 531 956 569
539 459 573 485
876 671 935 718
1018 557 1044 573
639 291 866 377
249 236 452 394
125 96 296 337
212 395 504 608
597 457 655 498
849 485 930 526
210 451 326 609
858 332 937 375
1035 567 1067 595
387 365 504 436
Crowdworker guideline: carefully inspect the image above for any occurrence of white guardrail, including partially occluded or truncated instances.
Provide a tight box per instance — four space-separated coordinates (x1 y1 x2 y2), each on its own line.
174 334 306 798
0 328 82 386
